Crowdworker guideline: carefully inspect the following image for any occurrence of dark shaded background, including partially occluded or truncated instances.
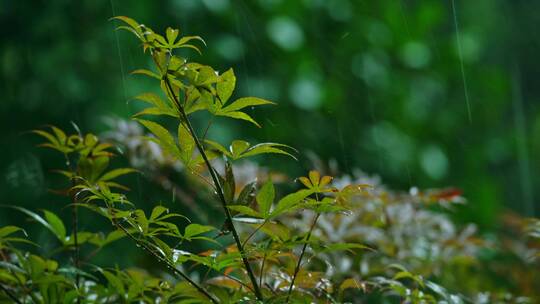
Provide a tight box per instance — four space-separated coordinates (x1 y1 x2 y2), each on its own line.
1 0 539 263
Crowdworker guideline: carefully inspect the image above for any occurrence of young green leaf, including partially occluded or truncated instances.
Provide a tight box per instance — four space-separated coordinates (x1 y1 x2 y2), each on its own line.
183 224 215 240
221 97 275 112
216 111 261 127
43 210 67 241
99 168 137 182
270 189 314 217
177 122 195 164
216 68 236 103
227 205 261 218
257 180 275 218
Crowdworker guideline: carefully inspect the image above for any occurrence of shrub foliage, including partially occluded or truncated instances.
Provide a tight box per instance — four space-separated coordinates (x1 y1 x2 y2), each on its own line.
0 17 539 304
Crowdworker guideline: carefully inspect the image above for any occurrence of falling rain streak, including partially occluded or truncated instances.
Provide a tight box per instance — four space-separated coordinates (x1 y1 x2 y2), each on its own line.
451 0 473 123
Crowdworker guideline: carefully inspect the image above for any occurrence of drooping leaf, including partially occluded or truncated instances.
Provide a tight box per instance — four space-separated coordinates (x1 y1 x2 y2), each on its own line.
10 206 63 242
0 226 25 238
136 119 180 157
112 16 142 36
131 69 160 79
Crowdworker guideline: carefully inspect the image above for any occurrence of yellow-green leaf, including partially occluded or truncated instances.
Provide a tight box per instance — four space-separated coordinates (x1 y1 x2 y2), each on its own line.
217 68 236 103
221 97 274 112
257 181 275 217
216 111 261 127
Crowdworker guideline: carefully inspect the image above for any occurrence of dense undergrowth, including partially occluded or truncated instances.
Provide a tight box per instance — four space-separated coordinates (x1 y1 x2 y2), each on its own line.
1 17 539 303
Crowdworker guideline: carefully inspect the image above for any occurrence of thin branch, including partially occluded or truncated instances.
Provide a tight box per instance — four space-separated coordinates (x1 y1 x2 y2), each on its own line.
285 212 321 303
201 118 214 143
65 152 81 304
70 177 81 304
242 220 268 248
108 208 219 304
163 76 264 301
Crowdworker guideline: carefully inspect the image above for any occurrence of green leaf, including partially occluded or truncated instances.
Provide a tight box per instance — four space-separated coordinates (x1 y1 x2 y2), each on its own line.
133 107 179 118
151 237 173 260
227 205 261 218
103 230 126 246
257 181 275 218
175 35 206 48
150 206 169 221
132 210 149 234
216 111 261 127
217 68 236 103
10 206 62 241
241 143 297 160
340 278 363 292
43 210 66 241
102 270 126 296
271 189 314 217
136 119 180 157
222 160 236 204
50 126 67 144
222 97 275 112
257 221 290 241
112 16 141 35
230 140 250 158
134 93 169 109
166 27 179 44
0 226 24 238
33 130 59 146
99 168 137 182
184 224 215 240
204 140 232 157
177 122 195 164
131 69 160 79
314 242 372 254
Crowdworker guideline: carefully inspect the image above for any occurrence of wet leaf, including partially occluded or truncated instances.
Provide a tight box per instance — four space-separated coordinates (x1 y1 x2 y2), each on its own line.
257 180 275 218
217 68 235 103
184 224 215 240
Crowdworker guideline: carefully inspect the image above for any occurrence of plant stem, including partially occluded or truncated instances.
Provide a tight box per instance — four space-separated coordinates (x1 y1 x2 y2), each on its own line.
109 210 219 304
70 178 81 303
163 77 264 301
285 212 321 303
65 152 81 303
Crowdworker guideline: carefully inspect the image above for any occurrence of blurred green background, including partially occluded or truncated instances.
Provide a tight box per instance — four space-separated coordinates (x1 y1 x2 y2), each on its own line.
1 0 539 242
